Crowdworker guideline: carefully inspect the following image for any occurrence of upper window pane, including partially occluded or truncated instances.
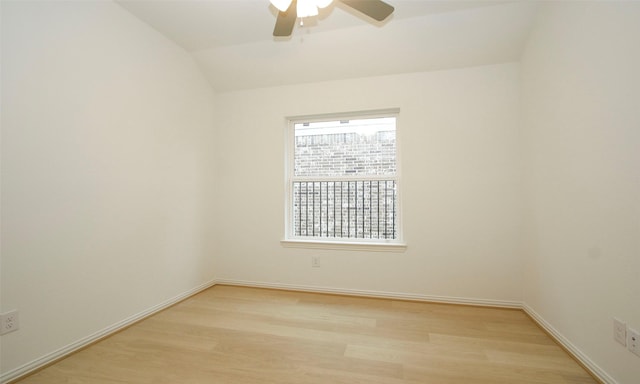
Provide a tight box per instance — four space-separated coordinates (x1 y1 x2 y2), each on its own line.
294 117 396 177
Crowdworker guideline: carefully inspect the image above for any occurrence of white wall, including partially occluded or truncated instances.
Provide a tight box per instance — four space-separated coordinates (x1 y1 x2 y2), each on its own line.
1 1 216 375
213 63 523 304
521 2 640 383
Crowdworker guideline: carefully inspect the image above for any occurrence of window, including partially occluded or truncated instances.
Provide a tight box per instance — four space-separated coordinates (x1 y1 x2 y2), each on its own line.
283 110 404 250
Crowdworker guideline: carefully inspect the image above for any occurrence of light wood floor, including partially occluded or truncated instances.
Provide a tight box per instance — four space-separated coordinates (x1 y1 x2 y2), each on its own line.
16 285 597 384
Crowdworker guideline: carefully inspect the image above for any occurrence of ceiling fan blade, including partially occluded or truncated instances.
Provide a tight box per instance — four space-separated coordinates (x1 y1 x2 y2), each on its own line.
273 0 297 37
340 0 394 22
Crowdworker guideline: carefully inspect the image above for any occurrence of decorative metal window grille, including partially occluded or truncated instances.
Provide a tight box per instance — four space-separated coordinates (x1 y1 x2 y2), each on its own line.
287 114 399 242
293 180 397 239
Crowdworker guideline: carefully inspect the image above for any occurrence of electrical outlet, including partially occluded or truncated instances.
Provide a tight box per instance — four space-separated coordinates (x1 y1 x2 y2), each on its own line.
614 318 627 346
311 256 321 268
628 328 640 357
0 310 20 335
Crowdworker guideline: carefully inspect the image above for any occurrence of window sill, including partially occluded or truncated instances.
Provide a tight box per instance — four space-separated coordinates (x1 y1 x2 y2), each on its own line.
281 239 407 252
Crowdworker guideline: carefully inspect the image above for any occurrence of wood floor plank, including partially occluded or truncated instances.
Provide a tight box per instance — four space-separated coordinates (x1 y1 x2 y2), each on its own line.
15 285 598 384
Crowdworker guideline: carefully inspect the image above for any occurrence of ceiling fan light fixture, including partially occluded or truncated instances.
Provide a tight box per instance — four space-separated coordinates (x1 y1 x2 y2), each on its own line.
297 0 319 18
270 0 293 12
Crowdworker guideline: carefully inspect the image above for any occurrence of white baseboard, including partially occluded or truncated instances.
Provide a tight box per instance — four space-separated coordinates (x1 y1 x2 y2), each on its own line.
0 280 217 384
213 278 522 308
522 304 616 384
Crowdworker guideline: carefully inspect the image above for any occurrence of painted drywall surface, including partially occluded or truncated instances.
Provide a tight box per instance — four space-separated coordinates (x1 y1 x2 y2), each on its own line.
521 2 640 382
213 63 523 303
1 1 215 373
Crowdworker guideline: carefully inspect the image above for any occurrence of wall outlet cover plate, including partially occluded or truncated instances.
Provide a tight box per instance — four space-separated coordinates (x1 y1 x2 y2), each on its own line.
628 328 640 357
614 318 627 346
0 310 20 335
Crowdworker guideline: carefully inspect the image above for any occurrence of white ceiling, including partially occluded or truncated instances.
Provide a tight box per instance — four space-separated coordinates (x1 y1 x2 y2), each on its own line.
116 0 539 91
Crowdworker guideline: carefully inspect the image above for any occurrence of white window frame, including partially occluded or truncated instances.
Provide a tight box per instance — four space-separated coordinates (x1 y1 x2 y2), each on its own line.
281 109 406 252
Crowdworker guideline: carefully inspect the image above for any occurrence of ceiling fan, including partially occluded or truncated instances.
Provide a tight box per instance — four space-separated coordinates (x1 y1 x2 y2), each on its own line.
271 0 395 37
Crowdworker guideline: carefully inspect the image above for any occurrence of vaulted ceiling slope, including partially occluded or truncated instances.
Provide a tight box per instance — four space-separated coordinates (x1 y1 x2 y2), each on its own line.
117 0 539 91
